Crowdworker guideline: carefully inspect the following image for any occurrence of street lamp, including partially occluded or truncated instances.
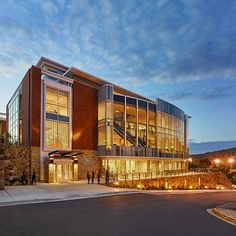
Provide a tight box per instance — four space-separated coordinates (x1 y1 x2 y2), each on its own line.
228 158 235 170
214 159 220 165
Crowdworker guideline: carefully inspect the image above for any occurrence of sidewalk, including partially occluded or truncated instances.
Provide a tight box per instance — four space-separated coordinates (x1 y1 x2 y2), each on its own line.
0 181 137 207
0 181 235 207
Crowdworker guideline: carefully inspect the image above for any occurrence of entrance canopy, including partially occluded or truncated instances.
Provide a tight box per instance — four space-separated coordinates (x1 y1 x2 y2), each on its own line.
48 150 83 158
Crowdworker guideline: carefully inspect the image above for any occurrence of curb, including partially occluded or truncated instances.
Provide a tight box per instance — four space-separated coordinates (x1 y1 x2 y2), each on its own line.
207 208 236 226
0 191 139 207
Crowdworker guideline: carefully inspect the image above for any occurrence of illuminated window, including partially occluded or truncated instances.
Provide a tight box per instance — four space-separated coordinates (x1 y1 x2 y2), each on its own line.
138 101 147 147
45 120 69 148
126 102 136 146
148 108 156 148
113 102 125 146
46 87 69 116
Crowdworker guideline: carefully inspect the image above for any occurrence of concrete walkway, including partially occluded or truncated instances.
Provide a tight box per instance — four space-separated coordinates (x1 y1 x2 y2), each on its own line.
0 181 137 206
0 181 235 207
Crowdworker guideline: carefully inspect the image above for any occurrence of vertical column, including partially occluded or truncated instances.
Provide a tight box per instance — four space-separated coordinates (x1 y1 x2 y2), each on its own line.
146 102 149 148
136 99 138 147
124 96 127 146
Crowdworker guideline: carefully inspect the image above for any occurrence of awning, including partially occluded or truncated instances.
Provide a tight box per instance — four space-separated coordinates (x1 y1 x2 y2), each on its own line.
48 150 83 158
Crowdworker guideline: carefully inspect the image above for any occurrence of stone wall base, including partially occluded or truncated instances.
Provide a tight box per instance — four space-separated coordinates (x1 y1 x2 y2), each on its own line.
0 144 40 186
117 172 233 189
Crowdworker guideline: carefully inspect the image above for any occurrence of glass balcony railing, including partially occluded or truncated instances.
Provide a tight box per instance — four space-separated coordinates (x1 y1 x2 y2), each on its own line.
97 145 186 158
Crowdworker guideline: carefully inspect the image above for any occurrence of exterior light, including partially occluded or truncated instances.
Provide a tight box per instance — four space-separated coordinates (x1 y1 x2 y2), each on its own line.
189 185 193 189
204 186 208 189
188 158 192 162
214 159 220 164
168 186 172 190
137 184 142 189
115 181 119 186
228 158 234 164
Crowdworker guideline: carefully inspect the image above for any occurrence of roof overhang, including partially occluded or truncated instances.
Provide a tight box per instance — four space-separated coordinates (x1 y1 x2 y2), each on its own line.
48 150 83 158
65 67 154 102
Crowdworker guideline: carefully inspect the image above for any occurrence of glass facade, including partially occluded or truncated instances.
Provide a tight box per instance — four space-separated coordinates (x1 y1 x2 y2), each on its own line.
102 159 187 175
126 98 136 146
44 85 70 149
98 85 113 149
148 103 156 148
7 92 21 144
99 94 188 159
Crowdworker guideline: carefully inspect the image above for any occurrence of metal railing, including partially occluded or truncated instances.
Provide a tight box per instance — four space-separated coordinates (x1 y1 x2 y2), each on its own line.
107 170 209 182
98 145 186 158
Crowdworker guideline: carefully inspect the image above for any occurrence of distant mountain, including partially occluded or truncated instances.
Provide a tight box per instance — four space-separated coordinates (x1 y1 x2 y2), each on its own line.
189 141 236 154
190 147 236 161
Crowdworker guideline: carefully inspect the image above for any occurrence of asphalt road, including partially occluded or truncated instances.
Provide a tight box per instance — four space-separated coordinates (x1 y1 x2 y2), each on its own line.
0 192 235 236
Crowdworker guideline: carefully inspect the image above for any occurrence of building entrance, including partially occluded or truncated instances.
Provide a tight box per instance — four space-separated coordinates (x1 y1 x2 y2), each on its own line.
54 159 73 182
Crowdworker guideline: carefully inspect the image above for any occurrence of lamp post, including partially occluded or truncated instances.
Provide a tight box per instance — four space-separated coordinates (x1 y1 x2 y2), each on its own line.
228 158 234 170
213 159 220 171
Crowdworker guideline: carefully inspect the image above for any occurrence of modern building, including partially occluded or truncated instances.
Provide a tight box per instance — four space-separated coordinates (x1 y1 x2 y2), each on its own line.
7 57 190 183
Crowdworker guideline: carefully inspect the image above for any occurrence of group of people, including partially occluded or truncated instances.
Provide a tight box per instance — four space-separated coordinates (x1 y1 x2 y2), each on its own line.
87 170 101 184
86 170 110 185
20 169 37 185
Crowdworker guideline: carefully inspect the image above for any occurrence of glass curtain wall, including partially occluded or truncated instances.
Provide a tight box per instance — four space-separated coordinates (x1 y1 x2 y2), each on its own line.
126 97 137 146
98 85 113 150
113 96 125 146
138 100 147 147
8 92 20 144
45 86 70 149
157 111 184 155
148 103 156 148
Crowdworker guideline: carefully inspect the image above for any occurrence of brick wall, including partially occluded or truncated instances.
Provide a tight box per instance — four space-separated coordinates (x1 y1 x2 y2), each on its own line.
21 66 41 147
0 159 3 190
72 81 98 150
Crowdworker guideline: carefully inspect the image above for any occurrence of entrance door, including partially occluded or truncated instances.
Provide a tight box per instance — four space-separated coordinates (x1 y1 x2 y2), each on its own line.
55 160 73 182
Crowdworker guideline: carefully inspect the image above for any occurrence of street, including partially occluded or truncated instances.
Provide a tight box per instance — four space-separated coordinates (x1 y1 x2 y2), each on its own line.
0 192 235 236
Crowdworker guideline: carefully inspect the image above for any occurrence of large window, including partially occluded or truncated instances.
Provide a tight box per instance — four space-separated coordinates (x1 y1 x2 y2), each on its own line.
126 99 136 146
46 87 69 116
8 92 20 144
138 101 147 147
45 120 69 149
98 86 113 149
148 107 156 148
113 102 125 146
157 111 184 154
45 86 70 149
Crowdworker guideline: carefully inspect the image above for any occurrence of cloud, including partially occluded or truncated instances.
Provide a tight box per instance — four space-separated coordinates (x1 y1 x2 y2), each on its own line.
0 0 236 87
161 84 236 101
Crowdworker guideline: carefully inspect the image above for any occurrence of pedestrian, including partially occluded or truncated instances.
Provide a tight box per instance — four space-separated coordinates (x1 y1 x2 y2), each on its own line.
97 169 101 184
87 171 91 184
21 172 27 185
92 171 95 184
105 170 109 185
32 169 36 185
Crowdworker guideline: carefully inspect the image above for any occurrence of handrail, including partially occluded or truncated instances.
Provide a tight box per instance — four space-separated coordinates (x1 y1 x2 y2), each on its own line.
107 170 210 182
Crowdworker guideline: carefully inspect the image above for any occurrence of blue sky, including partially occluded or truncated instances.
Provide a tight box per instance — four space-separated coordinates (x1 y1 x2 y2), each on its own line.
0 0 236 144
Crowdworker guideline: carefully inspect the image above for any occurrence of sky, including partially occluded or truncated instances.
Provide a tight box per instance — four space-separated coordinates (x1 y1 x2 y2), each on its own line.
0 0 236 145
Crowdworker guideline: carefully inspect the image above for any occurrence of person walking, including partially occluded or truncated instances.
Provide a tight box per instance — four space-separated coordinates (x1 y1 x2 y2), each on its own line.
105 170 109 185
91 171 95 184
32 169 36 185
87 171 91 184
97 169 101 184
